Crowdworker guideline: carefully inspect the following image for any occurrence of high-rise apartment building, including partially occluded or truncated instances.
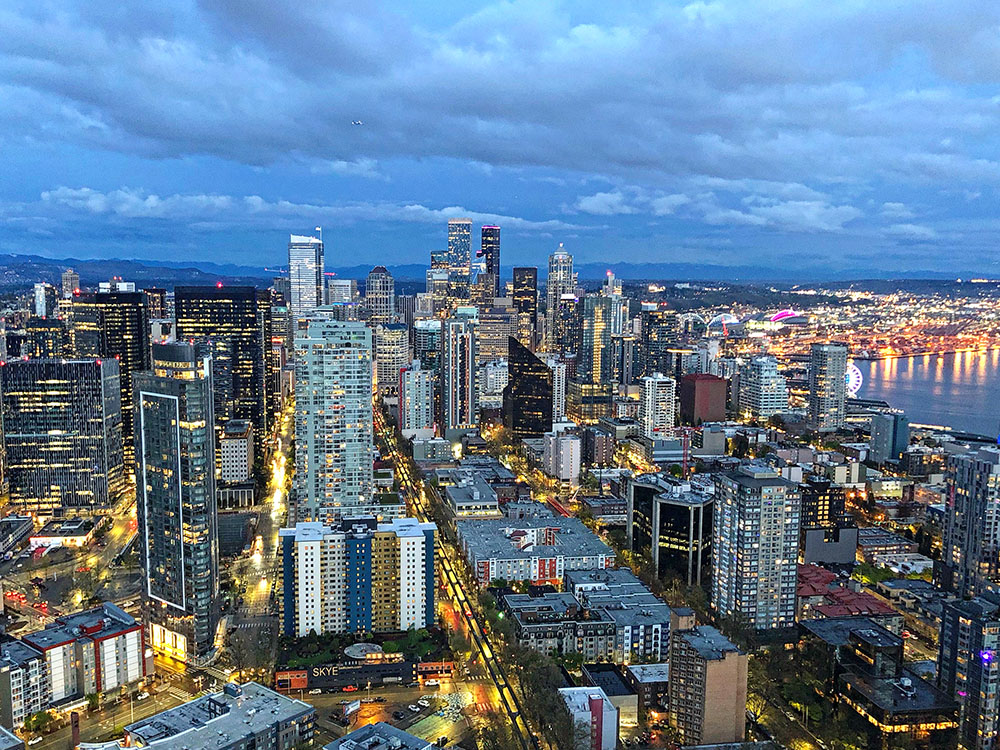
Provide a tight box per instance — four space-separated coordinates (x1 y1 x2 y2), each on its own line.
503 337 553 439
398 361 435 439
447 219 472 274
712 465 801 631
478 225 501 296
638 305 678 377
808 342 848 432
870 412 910 464
287 234 324 321
365 266 395 326
294 319 374 521
374 323 409 396
546 356 568 421
610 334 638 386
2 358 126 514
545 246 575 350
639 373 676 439
413 319 442 373
737 356 788 420
280 517 436 637
174 285 272 450
512 267 539 351
667 611 748 746
938 593 1000 750
475 303 517 364
940 447 1000 597
441 312 477 434
134 342 220 665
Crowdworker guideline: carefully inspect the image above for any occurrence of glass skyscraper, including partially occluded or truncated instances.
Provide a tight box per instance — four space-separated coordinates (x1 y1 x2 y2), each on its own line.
134 343 220 665
478 225 501 296
502 337 553 439
512 266 538 352
447 218 472 274
287 234 324 321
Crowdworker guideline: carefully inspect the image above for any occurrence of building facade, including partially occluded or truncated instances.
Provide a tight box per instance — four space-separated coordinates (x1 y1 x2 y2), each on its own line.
639 373 676 439
941 447 1000 597
808 342 848 432
738 355 788 420
398 361 436 439
512 267 538 351
366 266 396 326
287 234 324 321
503 337 553 439
441 312 477 434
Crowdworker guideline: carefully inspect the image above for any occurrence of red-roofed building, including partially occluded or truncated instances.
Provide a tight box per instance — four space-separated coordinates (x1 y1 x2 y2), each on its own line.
796 564 903 633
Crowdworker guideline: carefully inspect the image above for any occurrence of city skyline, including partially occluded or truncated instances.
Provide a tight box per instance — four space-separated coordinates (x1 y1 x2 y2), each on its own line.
2 2 1000 276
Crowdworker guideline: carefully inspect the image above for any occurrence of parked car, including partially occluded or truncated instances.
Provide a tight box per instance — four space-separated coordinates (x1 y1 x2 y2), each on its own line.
308 689 322 695
408 704 421 713
392 710 406 720
342 685 358 692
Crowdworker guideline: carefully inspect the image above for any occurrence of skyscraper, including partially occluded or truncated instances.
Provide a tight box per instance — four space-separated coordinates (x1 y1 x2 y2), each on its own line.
287 234 324 321
638 304 678 377
479 225 501 296
940 447 1000 597
413 319 443 373
546 356 568 421
639 373 676 438
512 267 538 351
174 286 271 451
33 283 56 318
552 293 582 355
327 278 358 304
374 323 409 396
447 218 472 274
441 311 477 435
870 412 910 464
737 356 788 420
808 342 848 432
712 466 801 631
2 358 126 514
937 593 1000 750
545 245 575 350
134 342 219 665
398 361 435 439
475 303 517 364
503 337 553 439
294 319 374 521
579 295 623 383
365 266 395 326
60 268 79 298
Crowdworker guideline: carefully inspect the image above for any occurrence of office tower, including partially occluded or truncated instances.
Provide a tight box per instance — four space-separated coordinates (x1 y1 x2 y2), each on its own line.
327 278 357 304
712 466 801 630
628 476 713 587
23 317 68 357
679 373 727 425
2 358 126 514
479 225 501 296
441 312 477 434
134 342 219 664
374 323 409 396
940 447 1000 597
638 305 678 377
668 612 748 746
610 334 637 386
639 373 676 438
566 381 614 424
395 294 417 330
545 356 568 421
61 268 79 298
398 361 435 439
287 234 324 321
512 267 538 351
294 319 374 521
737 356 788 420
174 286 271 450
447 218 472 274
425 268 449 314
552 293 582 355
33 283 57 318
430 249 449 270
273 275 291 305
280 517 436 637
365 266 395 326
143 287 167 319
476 302 517 364
808 342 848 432
870 412 910 464
270 291 292 352
545 245 575 350
470 272 498 311
938 594 1000 750
503 337 553 439
579 295 621 384
413 319 442 373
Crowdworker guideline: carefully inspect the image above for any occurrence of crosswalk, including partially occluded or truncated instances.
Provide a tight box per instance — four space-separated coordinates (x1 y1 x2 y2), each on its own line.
233 621 268 629
167 686 194 702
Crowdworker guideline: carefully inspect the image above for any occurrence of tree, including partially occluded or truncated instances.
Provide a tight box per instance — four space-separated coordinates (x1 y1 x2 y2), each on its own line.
86 692 100 711
475 709 520 750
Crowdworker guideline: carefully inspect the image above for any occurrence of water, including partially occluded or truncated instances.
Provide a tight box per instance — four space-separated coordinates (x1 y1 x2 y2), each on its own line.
854 349 1000 438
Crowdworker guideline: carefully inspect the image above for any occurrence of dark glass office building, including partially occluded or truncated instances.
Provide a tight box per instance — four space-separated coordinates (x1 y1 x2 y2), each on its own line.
628 475 713 587
479 225 501 297
1 358 126 513
174 286 273 452
512 267 538 352
639 306 678 377
134 343 220 665
503 337 553 439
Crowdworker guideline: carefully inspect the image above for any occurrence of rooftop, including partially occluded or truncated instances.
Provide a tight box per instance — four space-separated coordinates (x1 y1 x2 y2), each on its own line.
627 663 669 683
31 517 94 538
841 667 958 716
857 527 915 546
456 517 614 563
558 686 613 715
126 682 313 750
22 602 138 651
324 722 432 750
674 626 743 661
0 639 43 668
800 616 901 647
583 664 634 697
0 726 22 750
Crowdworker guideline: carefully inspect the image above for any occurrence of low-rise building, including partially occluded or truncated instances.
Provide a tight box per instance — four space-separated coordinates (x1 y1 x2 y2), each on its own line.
503 593 616 661
125 682 314 750
0 641 46 730
797 565 903 631
558 687 619 750
456 517 615 587
28 518 96 550
325 722 433 750
443 473 501 519
623 663 669 709
581 664 638 727
21 602 145 705
857 527 918 563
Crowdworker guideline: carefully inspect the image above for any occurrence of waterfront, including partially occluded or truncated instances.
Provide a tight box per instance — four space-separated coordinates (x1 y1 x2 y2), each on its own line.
855 349 1000 438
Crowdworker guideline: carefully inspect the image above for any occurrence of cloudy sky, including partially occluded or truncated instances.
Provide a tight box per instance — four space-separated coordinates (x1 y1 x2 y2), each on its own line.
2 0 1000 276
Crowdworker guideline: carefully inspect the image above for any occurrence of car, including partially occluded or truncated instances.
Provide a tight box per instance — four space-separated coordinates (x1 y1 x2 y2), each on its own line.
375 696 387 703
28 738 43 746
308 689 322 695
342 685 358 692
407 681 419 688
136 692 150 701
408 704 421 713
424 679 440 687
417 699 430 708
392 710 406 720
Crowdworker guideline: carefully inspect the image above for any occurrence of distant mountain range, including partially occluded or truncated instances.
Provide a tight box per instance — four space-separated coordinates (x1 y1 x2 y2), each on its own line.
0 252 969 291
